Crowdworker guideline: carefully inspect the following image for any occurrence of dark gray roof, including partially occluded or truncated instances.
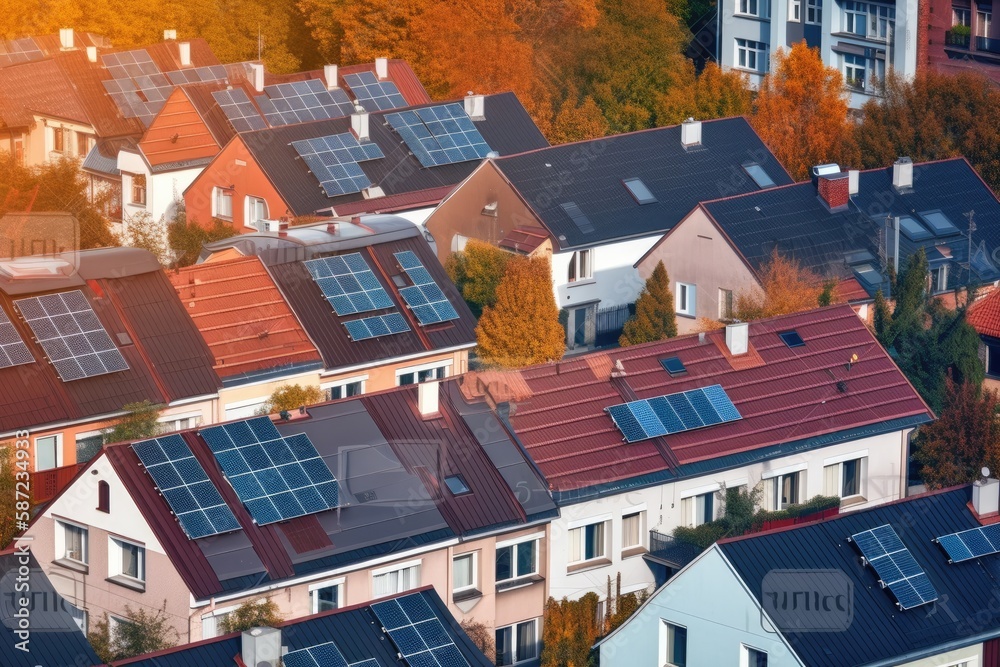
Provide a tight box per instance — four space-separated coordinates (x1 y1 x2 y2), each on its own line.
703 157 1000 296
492 116 793 251
720 487 1000 667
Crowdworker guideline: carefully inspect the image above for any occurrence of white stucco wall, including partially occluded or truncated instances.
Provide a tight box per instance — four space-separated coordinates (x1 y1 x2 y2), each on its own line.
551 236 660 312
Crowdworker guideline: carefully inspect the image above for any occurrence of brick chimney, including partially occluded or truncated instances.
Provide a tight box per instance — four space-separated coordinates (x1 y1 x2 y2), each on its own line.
818 173 850 210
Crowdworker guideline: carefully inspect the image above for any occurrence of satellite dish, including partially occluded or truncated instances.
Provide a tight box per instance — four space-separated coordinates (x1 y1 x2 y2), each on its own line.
983 467 991 478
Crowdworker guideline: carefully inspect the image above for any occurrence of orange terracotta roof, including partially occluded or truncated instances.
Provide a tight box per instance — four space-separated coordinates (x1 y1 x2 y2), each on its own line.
169 256 321 377
968 287 1000 338
835 277 871 303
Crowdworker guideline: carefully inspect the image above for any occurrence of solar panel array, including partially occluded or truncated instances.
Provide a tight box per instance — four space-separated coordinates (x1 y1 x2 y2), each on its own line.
291 132 385 197
165 65 228 85
200 417 339 526
851 524 939 610
605 384 741 444
0 307 33 369
385 103 492 168
0 37 44 66
132 434 242 539
211 89 267 132
101 49 170 125
102 49 159 79
14 290 129 382
344 313 410 341
372 594 470 667
394 251 460 326
259 79 355 126
936 524 1000 563
344 71 407 111
304 253 394 316
284 640 383 667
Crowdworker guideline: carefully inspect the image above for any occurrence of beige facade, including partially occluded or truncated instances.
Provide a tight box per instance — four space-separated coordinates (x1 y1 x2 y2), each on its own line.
1 114 98 168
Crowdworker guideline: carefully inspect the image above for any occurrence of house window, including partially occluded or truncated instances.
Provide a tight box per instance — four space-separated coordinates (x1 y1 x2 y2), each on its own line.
98 481 110 513
735 39 769 72
569 520 608 564
719 288 734 320
738 0 762 16
213 187 233 220
979 9 992 37
75 432 103 464
51 127 66 153
987 341 1000 377
844 1 868 34
496 619 538 666
372 561 420 598
790 0 801 20
568 249 593 282
773 471 803 509
35 435 59 471
954 7 970 25
397 363 448 386
76 132 93 157
676 282 696 317
806 0 822 23
496 538 538 582
246 196 268 230
743 645 768 667
444 475 471 495
930 265 948 293
57 521 88 564
324 379 364 401
158 415 201 434
130 174 146 206
662 621 688 667
453 552 477 593
309 578 343 613
110 537 145 584
681 491 717 527
844 54 867 90
824 457 866 499
622 511 645 551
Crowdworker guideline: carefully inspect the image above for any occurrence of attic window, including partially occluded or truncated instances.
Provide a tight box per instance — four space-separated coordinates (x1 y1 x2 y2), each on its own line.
660 356 687 377
897 216 933 242
743 163 776 189
779 331 805 348
623 178 657 205
918 210 960 237
559 202 595 234
444 475 471 495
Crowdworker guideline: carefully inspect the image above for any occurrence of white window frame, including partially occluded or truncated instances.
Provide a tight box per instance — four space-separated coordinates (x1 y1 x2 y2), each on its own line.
322 375 368 401
34 433 62 472
676 282 696 317
843 53 867 90
158 411 202 434
771 470 804 510
496 618 539 665
737 0 763 17
719 288 734 320
824 455 868 500
200 604 238 639
371 559 421 598
224 396 269 419
568 249 594 283
308 577 345 613
55 519 88 565
246 196 268 230
931 265 948 293
130 173 147 207
395 359 452 386
622 510 646 551
213 187 233 220
496 534 540 582
790 0 801 20
109 536 146 584
660 620 688 667
735 39 769 73
954 7 971 25
742 643 769 667
452 551 478 594
806 0 822 24
568 519 609 565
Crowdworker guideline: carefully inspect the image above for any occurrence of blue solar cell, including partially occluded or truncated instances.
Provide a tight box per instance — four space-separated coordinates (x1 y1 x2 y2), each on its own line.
224 421 256 447
414 619 450 648
938 533 975 562
162 487 199 514
372 599 409 630
982 524 1000 550
687 389 722 426
390 624 427 654
299 457 333 482
406 652 438 667
269 491 303 518
286 433 317 459
314 481 340 507
400 285 428 306
421 283 446 303
872 524 905 553
870 556 902 584
369 290 395 310
702 384 742 421
278 463 311 489
256 468 290 493
889 579 922 609
666 394 703 430
246 416 280 440
215 450 250 475
889 551 923 579
179 511 214 538
627 400 668 438
399 593 436 623
647 397 684 433
282 651 317 667
432 644 468 667
395 251 422 270
385 312 410 334
149 463 183 490
607 404 647 443
909 573 938 603
200 427 234 453
228 473 267 500
173 457 204 483
310 643 349 667
412 304 441 325
241 444 271 470
407 267 434 285
133 440 167 465
964 528 994 557
205 505 242 532
317 277 343 296
245 497 282 524
294 486 328 514
433 301 460 322
344 319 371 340
852 530 885 560
330 295 356 315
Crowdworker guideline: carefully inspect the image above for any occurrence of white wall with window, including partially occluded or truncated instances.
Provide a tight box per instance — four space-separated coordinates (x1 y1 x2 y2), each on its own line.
496 533 540 583
823 451 868 502
676 282 697 318
496 618 539 666
735 39 769 72
246 196 268 231
396 359 451 386
34 434 61 471
568 516 610 566
108 536 145 587
661 620 688 667
567 249 594 283
372 560 421 598
789 0 802 20
322 375 367 401
762 463 807 511
622 509 646 554
680 485 720 527
737 0 766 17
158 412 202 435
843 53 867 89
742 644 769 667
452 551 478 597
309 577 344 613
55 519 88 566
201 604 237 639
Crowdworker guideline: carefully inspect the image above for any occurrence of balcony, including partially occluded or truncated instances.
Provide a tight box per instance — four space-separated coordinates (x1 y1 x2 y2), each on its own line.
30 463 86 505
946 30 972 49
977 36 1000 55
647 530 703 570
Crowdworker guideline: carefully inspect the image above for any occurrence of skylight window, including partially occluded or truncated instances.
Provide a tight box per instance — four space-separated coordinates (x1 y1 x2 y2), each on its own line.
623 178 657 204
897 215 933 242
779 331 805 348
853 263 882 287
660 356 687 376
444 475 471 495
559 202 595 234
743 163 776 189
918 210 960 237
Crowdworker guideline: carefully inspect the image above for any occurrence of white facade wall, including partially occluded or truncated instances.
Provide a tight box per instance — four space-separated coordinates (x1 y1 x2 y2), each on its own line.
551 236 660 311
546 428 910 602
118 150 203 246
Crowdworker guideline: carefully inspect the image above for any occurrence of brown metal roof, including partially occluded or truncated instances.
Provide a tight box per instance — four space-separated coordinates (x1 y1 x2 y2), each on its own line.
52 49 145 138
0 57 90 128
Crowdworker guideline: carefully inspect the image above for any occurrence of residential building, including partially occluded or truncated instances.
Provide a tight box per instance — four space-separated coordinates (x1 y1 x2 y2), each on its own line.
923 0 1000 83
469 304 932 607
638 157 1000 332
24 378 556 664
0 247 220 501
966 286 1000 391
597 484 1000 667
717 0 919 107
184 91 548 233
424 117 792 350
193 215 478 417
110 589 492 666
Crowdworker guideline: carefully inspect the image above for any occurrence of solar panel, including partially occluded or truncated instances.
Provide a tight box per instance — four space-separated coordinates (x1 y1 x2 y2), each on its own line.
385 103 492 167
165 65 229 85
850 524 938 610
199 417 339 526
344 71 407 111
344 312 411 341
283 641 349 667
605 384 742 443
291 133 385 197
936 523 1000 563
0 37 44 65
0 307 34 369
132 435 242 539
371 595 470 667
304 253 394 316
211 89 267 133
261 79 355 125
15 290 129 382
393 251 461 326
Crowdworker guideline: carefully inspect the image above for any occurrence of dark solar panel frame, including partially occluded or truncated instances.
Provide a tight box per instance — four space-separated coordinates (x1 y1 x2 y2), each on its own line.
850 525 939 610
283 640 349 667
291 132 385 197
343 71 407 111
343 312 410 341
0 307 34 369
132 434 242 539
936 524 1000 563
605 384 742 443
15 290 129 382
393 251 461 326
304 253 394 316
261 79 355 125
102 49 159 80
385 103 492 167
0 37 44 65
211 89 267 133
165 65 228 85
371 596 470 667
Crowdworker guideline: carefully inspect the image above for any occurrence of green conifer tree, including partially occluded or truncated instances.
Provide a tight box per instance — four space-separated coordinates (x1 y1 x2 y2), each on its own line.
619 261 678 347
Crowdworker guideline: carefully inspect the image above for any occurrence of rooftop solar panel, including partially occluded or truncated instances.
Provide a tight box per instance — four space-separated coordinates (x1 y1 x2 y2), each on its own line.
165 65 228 85
393 251 461 326
343 312 410 341
261 79 355 125
371 596 470 667
102 49 159 80
212 89 267 133
291 132 385 197
304 253 393 316
605 384 742 443
0 307 34 369
283 641 349 667
132 435 242 539
850 525 938 610
385 103 492 167
936 523 1000 563
344 71 407 111
14 290 129 382
0 37 43 65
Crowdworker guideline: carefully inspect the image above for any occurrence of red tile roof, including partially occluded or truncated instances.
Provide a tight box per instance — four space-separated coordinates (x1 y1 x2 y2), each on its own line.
499 227 550 254
968 287 1000 338
504 305 933 493
168 256 321 378
0 57 90 128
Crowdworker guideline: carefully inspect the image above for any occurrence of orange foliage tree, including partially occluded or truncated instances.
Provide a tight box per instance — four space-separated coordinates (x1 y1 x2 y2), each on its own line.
752 41 859 180
476 255 564 368
657 62 753 126
735 249 825 320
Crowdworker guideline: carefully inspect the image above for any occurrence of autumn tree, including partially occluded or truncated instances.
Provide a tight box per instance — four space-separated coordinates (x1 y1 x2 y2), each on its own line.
259 384 324 414
735 249 824 320
619 261 677 346
459 619 496 662
446 240 514 316
914 378 1000 489
0 446 23 549
103 401 163 444
657 62 753 126
167 212 236 268
549 94 611 145
118 210 169 265
219 597 283 634
752 42 858 180
540 593 601 667
88 602 178 663
476 255 565 368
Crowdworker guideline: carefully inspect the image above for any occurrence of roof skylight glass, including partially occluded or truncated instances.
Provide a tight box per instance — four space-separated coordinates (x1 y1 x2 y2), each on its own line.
918 210 960 237
623 178 657 204
743 163 776 189
897 216 933 241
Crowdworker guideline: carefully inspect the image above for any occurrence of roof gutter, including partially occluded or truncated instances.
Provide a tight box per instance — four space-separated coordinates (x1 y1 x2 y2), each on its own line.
860 631 1000 667
317 342 476 378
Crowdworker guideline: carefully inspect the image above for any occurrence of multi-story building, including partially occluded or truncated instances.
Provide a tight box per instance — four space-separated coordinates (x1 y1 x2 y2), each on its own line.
923 0 1000 83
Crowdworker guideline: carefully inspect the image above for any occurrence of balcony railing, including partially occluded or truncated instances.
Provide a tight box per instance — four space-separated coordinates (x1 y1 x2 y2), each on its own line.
946 30 972 48
976 36 1000 54
648 530 704 569
30 463 86 505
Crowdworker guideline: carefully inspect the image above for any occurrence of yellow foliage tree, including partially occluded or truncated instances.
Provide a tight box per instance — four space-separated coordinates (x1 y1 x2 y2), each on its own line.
735 249 824 320
476 255 565 368
657 62 753 126
259 384 323 414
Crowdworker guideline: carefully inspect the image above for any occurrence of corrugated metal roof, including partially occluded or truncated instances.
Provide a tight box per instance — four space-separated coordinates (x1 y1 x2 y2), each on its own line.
0 57 90 127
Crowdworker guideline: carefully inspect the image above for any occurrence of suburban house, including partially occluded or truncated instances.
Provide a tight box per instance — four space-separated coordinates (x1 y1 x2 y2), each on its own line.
597 483 1000 667
24 377 557 664
192 215 479 418
638 157 1000 332
967 286 1000 391
110 588 492 666
716 0 919 107
470 304 932 610
424 116 792 349
923 0 1000 83
0 247 220 503
183 90 549 233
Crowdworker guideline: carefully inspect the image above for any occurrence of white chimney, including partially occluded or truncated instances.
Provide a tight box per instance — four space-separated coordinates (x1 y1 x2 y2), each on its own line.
163 29 177 40
59 28 74 50
464 94 485 121
250 63 265 93
848 169 859 195
375 57 389 79
725 322 749 356
351 111 370 142
974 474 1000 516
241 627 282 667
418 380 440 418
178 42 191 67
893 157 913 190
324 64 339 89
681 117 702 147
86 45 97 63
